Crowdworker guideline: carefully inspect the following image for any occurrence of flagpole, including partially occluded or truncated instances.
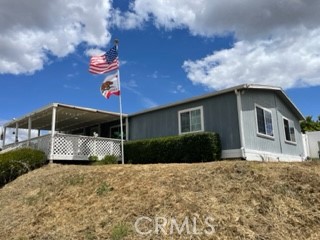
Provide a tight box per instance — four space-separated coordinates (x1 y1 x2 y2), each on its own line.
115 39 125 164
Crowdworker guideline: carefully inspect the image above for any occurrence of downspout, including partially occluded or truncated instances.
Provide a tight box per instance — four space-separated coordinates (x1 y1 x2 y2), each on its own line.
273 94 283 155
125 116 129 141
235 89 246 160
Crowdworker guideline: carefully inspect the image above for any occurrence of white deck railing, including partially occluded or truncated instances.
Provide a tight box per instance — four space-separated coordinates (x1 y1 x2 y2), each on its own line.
2 134 51 155
51 133 121 160
3 133 122 161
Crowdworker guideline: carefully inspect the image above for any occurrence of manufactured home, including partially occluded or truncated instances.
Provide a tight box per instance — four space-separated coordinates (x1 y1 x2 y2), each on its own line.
128 84 305 161
2 84 306 162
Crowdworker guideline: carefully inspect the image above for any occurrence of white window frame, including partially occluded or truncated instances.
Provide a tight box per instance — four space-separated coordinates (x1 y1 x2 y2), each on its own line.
282 117 296 144
255 104 274 139
178 106 204 135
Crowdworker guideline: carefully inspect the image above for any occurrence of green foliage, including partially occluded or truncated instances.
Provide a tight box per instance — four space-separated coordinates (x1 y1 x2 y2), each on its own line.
300 115 320 133
101 155 118 164
90 155 119 165
0 148 47 187
124 132 221 164
96 182 113 196
83 226 97 240
110 223 129 240
66 174 85 185
24 189 45 206
88 155 99 162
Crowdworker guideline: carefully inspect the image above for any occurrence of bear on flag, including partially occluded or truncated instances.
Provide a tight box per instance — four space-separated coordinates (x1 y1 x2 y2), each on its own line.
100 73 120 99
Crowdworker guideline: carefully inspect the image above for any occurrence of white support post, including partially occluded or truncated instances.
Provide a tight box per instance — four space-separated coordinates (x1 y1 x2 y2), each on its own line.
49 106 57 163
27 117 32 147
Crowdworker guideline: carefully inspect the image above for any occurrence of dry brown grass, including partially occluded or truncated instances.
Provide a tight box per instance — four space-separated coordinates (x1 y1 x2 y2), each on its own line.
0 161 320 240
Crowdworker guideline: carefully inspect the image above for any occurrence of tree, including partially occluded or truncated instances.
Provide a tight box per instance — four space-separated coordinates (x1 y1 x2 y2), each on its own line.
300 115 320 133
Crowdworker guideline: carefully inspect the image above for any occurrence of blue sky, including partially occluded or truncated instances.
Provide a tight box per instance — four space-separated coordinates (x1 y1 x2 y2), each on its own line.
0 0 320 128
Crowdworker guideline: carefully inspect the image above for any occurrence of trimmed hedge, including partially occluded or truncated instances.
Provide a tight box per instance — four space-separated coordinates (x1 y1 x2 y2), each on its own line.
124 132 221 164
0 148 47 187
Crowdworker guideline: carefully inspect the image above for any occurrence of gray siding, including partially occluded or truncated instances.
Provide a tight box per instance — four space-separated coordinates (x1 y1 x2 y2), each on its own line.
275 93 304 156
129 92 241 150
241 90 304 156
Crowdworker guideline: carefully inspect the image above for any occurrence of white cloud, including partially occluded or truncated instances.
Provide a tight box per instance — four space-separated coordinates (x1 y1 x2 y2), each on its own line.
3 0 320 91
111 8 145 30
125 79 138 88
183 28 320 90
85 48 106 57
0 0 112 74
67 73 79 78
122 0 320 39
122 80 158 108
172 84 186 94
63 84 80 90
140 97 158 109
150 71 158 79
118 0 320 90
147 70 170 80
120 60 127 66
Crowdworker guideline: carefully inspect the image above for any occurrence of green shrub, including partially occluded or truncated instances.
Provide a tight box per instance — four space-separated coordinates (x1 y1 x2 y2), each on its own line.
111 223 129 240
96 182 113 196
90 155 119 165
124 132 221 164
0 148 47 187
101 155 118 164
88 155 99 162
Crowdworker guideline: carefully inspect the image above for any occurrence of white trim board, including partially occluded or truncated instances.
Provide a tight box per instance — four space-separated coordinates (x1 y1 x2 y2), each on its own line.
222 149 304 162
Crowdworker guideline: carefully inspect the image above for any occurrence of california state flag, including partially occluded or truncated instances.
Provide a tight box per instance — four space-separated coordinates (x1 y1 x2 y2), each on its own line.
100 73 120 99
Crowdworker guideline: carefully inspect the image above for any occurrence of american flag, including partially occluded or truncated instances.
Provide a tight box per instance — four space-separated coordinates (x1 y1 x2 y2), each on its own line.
89 46 119 74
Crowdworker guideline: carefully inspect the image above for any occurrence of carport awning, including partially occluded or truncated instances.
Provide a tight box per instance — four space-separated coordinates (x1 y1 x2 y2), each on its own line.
4 103 127 132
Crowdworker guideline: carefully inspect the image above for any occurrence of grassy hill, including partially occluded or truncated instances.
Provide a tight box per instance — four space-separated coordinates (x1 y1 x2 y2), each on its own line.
0 161 319 240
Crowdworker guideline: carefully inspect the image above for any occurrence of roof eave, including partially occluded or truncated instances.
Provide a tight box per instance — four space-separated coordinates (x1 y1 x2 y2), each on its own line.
129 84 281 117
129 84 305 121
3 103 128 129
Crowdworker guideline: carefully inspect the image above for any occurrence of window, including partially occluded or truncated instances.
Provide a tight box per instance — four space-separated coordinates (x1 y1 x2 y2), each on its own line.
178 106 204 134
110 124 126 139
256 106 274 137
283 118 296 143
